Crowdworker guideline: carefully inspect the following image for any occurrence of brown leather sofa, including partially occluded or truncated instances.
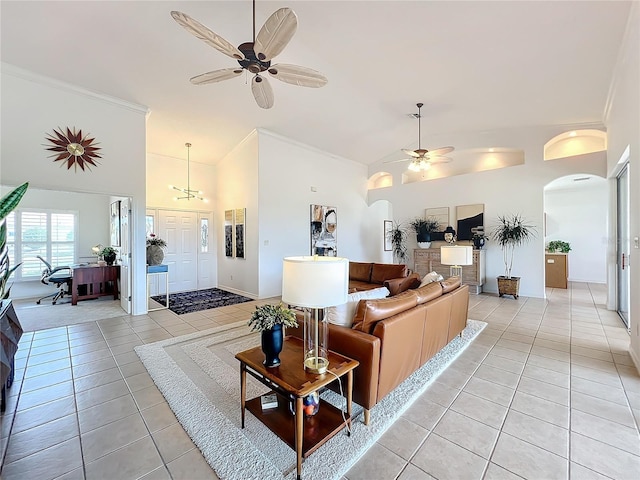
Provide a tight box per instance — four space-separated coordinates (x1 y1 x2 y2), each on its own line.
290 277 469 425
349 261 420 296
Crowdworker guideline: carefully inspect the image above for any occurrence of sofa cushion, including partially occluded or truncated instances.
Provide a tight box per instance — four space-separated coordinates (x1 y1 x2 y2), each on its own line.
352 290 418 334
440 276 462 293
413 281 443 304
418 271 444 288
349 280 381 292
327 286 390 328
384 272 421 296
350 262 373 283
370 263 407 285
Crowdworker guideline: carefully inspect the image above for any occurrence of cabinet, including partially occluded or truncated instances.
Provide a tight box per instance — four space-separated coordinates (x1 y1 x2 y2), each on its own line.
545 253 568 289
414 248 486 294
71 265 120 305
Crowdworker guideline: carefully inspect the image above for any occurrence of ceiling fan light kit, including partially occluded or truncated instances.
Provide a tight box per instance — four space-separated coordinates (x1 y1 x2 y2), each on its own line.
385 103 455 172
171 1 327 109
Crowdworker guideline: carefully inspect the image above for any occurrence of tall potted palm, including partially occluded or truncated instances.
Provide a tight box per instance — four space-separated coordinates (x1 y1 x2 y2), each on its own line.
491 213 535 299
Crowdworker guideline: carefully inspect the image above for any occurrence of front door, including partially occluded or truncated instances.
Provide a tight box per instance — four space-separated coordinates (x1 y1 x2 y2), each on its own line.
159 210 198 293
119 198 131 314
617 164 630 327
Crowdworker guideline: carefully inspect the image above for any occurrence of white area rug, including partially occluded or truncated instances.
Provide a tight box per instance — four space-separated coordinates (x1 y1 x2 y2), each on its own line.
135 319 486 480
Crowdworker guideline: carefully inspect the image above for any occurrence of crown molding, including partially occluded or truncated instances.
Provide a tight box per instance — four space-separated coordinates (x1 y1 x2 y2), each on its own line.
1 62 150 115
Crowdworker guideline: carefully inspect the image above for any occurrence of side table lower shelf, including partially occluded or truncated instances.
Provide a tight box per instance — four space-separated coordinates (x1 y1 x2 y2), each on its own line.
245 393 348 458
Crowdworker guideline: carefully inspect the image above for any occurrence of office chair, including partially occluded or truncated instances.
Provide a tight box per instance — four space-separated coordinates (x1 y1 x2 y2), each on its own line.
36 256 73 305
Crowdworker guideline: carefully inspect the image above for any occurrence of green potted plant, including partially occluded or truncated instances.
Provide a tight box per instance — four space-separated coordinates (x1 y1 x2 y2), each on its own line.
387 221 408 264
491 213 536 299
146 234 167 266
1 181 28 410
247 303 298 368
100 246 117 266
409 217 440 248
547 240 571 253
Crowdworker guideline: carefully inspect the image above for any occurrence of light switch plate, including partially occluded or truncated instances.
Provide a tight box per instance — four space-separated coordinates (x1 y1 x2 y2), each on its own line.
634 236 639 249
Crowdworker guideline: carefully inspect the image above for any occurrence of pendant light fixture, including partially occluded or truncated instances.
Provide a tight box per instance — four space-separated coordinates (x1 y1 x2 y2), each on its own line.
169 142 207 201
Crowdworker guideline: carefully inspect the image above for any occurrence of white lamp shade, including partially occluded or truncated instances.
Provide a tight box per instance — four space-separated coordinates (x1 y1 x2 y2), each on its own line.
282 256 349 308
440 245 473 266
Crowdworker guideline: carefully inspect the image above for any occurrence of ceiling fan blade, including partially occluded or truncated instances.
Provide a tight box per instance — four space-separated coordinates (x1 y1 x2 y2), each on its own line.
267 64 328 88
402 149 420 158
428 146 455 156
251 75 274 109
254 8 298 61
427 156 452 164
190 68 243 85
171 11 245 60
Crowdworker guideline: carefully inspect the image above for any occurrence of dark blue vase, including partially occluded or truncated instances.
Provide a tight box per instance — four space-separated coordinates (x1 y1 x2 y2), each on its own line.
261 324 283 368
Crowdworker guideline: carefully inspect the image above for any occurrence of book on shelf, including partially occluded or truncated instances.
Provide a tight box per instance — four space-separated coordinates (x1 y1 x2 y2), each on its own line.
260 393 278 410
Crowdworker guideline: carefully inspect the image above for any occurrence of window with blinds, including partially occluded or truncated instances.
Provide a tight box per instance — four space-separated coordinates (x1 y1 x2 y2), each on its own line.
6 210 76 280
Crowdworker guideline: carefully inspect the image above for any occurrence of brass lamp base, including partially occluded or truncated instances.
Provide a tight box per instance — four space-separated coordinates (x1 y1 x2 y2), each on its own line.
304 356 328 374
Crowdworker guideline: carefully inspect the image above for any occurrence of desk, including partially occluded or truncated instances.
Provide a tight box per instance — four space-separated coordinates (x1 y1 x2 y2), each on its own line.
147 264 169 312
71 265 120 305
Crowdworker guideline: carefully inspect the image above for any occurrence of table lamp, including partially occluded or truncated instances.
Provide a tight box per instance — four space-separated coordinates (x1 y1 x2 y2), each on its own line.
281 256 348 374
440 245 473 279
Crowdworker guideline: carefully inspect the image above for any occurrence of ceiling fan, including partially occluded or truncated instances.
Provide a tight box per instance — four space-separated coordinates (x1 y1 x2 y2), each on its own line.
385 103 454 171
170 0 328 109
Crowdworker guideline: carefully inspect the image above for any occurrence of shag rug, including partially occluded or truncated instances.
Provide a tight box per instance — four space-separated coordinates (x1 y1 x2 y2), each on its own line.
135 318 486 480
151 288 252 315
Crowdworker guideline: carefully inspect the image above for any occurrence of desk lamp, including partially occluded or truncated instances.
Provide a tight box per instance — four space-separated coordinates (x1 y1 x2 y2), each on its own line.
281 256 348 374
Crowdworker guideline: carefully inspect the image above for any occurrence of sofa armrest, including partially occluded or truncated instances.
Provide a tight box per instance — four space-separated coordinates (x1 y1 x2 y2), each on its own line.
327 324 381 410
287 318 381 410
384 273 421 296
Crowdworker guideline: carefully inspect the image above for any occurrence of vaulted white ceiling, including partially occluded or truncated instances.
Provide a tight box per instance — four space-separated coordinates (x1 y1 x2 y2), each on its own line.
0 1 632 166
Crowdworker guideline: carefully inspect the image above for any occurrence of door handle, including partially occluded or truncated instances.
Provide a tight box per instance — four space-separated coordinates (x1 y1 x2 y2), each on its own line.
622 253 626 270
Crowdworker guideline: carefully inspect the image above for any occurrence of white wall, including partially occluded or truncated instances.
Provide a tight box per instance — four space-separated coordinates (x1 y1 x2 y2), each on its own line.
216 131 259 297
605 3 639 366
146 152 216 210
368 127 608 299
544 180 608 283
256 130 370 299
1 64 149 315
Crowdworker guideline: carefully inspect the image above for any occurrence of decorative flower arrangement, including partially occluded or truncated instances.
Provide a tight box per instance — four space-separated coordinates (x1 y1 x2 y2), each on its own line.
247 303 298 332
146 234 167 248
99 246 117 257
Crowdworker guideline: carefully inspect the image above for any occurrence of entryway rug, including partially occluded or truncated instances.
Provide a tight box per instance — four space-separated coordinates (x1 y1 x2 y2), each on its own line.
151 288 252 315
135 319 486 480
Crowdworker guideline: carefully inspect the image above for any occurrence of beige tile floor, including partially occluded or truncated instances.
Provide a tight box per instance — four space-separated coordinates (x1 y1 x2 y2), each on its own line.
1 283 639 479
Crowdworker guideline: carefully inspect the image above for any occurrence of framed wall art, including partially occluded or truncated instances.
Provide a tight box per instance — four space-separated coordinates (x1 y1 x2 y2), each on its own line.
425 207 449 231
110 201 121 247
310 204 337 256
224 210 234 258
235 208 245 259
456 204 484 241
384 220 393 251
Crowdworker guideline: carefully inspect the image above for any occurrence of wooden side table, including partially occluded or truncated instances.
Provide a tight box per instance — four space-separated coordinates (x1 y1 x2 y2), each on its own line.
71 265 120 305
236 337 358 480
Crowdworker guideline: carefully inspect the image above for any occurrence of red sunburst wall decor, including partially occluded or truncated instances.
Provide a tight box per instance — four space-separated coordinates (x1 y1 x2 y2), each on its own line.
44 127 102 171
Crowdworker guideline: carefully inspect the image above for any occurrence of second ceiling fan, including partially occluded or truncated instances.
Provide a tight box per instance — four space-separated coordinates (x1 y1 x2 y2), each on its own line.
386 103 454 171
171 0 328 109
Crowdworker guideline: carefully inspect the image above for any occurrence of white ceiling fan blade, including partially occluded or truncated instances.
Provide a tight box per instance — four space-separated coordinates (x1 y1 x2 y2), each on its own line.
427 156 453 164
402 149 420 158
171 11 245 60
251 75 274 109
267 64 328 88
190 68 243 85
254 8 298 61
428 146 455 156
